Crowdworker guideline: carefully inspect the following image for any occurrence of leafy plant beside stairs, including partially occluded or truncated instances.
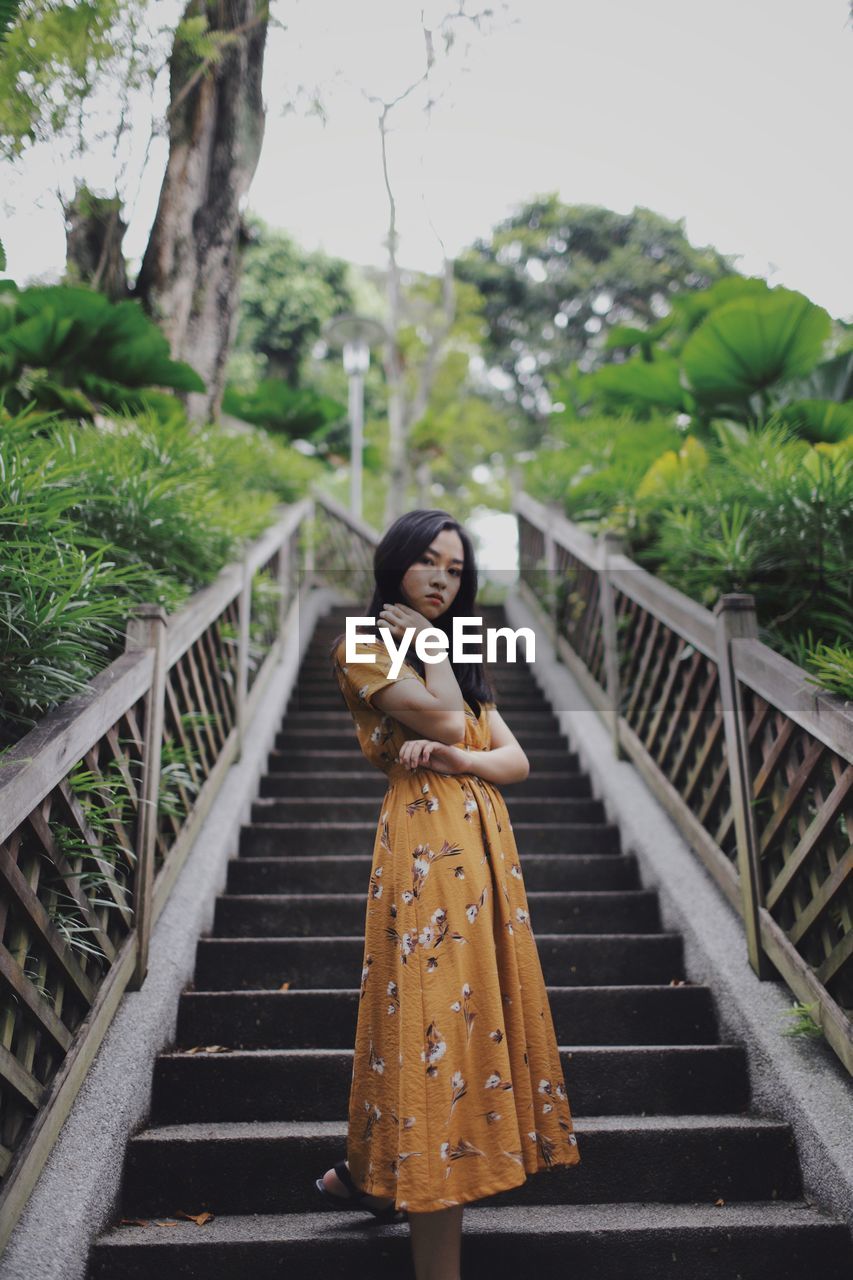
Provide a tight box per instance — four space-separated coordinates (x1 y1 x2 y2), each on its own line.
528 276 853 696
0 406 319 745
0 282 204 420
527 419 852 697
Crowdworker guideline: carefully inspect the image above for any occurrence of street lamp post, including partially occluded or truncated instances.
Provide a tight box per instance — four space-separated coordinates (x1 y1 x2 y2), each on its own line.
322 314 388 522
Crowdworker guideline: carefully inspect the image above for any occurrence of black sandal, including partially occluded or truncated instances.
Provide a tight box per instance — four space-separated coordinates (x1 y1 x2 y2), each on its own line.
315 1160 407 1223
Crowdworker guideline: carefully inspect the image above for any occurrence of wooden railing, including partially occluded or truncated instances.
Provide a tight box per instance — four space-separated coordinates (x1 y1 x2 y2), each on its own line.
515 490 853 1074
311 489 380 598
0 499 314 1244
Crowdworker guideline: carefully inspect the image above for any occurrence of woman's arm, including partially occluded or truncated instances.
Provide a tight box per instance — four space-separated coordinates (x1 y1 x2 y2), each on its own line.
455 707 529 785
455 744 528 785
396 706 530 784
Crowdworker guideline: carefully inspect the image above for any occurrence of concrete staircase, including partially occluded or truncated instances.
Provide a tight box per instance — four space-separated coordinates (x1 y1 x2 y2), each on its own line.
88 604 853 1278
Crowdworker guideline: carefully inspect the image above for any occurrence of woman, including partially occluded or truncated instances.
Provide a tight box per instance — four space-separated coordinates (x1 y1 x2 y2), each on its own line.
316 509 580 1280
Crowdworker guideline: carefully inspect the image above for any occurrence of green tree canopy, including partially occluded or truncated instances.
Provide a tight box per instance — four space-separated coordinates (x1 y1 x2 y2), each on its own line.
454 193 736 426
230 216 356 387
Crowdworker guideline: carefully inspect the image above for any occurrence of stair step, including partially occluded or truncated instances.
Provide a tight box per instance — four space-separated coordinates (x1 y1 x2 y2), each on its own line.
295 672 544 691
225 853 640 894
150 1044 748 1122
175 984 723 1049
238 819 620 857
274 728 570 751
281 709 563 730
192 934 685 989
212 890 662 937
259 770 593 798
249 795 607 823
265 748 581 772
88 1201 853 1280
117 1115 803 1215
289 698 554 715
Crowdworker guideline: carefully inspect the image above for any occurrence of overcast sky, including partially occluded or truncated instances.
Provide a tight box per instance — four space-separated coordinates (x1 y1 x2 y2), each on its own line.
2 0 852 319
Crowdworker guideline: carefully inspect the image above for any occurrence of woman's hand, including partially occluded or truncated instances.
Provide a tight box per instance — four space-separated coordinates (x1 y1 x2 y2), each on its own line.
398 738 465 775
378 601 432 641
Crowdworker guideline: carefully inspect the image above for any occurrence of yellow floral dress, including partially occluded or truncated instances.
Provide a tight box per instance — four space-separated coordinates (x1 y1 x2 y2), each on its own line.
333 638 581 1213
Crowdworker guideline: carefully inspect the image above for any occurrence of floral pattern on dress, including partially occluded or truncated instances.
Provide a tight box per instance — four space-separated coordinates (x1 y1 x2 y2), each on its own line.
332 638 581 1212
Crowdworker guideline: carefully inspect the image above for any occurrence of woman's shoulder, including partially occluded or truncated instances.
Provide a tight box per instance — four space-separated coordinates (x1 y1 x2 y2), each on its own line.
333 636 387 668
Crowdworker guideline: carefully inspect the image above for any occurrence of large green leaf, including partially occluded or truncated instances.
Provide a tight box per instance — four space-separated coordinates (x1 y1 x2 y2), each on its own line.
90 299 204 389
3 310 76 364
0 284 206 411
583 356 690 412
604 315 674 352
671 275 773 334
782 348 853 405
681 287 831 402
35 377 96 417
776 398 853 443
221 378 344 438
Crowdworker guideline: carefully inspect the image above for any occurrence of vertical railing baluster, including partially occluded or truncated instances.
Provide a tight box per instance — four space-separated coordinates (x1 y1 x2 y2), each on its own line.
124 604 168 990
599 529 625 761
236 553 252 757
714 593 772 978
543 504 558 651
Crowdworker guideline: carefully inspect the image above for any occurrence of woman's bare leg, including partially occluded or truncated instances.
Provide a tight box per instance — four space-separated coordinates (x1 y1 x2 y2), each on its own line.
408 1204 464 1280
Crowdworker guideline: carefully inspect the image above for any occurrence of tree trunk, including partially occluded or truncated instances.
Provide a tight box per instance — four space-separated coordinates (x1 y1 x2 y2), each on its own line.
63 188 130 302
134 0 269 423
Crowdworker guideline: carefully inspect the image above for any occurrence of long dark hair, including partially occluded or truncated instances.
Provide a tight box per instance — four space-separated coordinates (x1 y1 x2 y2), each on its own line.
328 509 497 715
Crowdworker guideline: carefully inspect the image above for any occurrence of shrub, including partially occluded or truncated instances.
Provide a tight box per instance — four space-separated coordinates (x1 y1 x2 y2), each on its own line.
0 408 323 741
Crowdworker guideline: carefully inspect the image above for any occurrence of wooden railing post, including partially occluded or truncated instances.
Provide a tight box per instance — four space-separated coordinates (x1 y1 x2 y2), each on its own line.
236 553 252 757
714 593 773 979
276 533 291 657
124 604 168 990
543 503 559 651
598 529 625 761
305 494 317 587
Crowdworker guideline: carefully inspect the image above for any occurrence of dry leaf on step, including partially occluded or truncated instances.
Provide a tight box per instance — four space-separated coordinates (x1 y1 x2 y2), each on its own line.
175 1210 216 1225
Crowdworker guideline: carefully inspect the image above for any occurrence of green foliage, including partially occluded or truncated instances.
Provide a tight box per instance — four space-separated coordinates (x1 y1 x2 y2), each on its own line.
779 1001 824 1040
680 287 831 404
230 216 356 387
775 398 853 444
635 423 852 689
579 276 844 435
524 411 685 532
0 0 16 269
0 282 204 418
0 407 323 742
525 419 852 695
454 194 735 425
221 378 344 442
0 0 25 44
0 0 129 159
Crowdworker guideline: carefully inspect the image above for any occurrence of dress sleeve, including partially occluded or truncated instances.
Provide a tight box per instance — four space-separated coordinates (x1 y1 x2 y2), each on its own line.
335 639 421 711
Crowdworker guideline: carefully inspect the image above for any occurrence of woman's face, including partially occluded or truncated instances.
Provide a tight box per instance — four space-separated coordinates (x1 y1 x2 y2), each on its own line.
398 527 465 621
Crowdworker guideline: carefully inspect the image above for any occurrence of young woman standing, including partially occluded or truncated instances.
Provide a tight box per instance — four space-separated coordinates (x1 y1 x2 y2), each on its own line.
316 510 580 1280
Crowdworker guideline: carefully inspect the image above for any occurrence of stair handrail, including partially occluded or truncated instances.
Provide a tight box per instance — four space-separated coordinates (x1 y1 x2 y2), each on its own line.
0 497 314 1248
309 487 381 600
514 489 852 1074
